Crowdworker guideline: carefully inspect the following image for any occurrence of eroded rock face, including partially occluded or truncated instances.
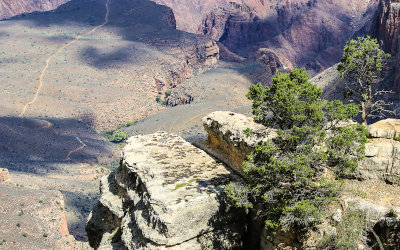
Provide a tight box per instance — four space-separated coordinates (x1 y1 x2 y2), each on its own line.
198 0 378 75
86 132 245 249
153 0 378 75
0 0 69 20
202 111 400 185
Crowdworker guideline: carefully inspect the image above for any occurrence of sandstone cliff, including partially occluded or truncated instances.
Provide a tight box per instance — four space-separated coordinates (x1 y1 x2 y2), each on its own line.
86 132 245 249
0 0 69 20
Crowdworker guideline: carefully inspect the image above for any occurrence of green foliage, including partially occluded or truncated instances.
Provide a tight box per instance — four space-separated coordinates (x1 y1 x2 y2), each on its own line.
18 210 24 216
226 68 367 240
39 200 43 204
385 208 398 218
165 89 173 97
43 233 48 238
102 120 134 145
319 209 367 249
337 36 392 124
243 128 253 137
156 95 167 106
111 132 127 143
16 223 21 227
22 233 27 237
247 68 323 130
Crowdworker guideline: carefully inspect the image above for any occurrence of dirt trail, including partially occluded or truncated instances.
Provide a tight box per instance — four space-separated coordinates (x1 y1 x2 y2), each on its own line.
19 0 111 117
65 136 87 161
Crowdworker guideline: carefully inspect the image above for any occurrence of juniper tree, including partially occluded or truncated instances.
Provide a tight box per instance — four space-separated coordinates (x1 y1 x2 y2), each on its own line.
226 68 368 240
337 36 393 125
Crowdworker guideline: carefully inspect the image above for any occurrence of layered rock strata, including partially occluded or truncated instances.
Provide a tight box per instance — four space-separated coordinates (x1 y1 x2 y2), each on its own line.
201 111 400 184
86 132 245 249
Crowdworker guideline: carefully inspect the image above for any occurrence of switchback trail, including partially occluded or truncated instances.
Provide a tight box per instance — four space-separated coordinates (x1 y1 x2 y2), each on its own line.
65 136 87 161
19 0 111 117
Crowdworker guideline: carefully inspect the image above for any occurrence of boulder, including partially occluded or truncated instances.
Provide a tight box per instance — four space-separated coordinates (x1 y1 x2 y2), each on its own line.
86 132 245 249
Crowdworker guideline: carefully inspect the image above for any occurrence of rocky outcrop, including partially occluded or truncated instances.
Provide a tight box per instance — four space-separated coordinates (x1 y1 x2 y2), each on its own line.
0 0 69 20
0 168 10 182
86 132 245 249
201 111 400 185
358 119 400 184
201 111 277 173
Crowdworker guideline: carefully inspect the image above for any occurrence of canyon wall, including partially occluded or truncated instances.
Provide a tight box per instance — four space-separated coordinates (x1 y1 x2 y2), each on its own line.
376 0 400 94
153 0 378 75
0 0 69 20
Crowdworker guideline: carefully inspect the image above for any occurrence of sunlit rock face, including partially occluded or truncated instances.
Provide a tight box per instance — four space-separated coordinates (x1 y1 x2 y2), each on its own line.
86 132 245 249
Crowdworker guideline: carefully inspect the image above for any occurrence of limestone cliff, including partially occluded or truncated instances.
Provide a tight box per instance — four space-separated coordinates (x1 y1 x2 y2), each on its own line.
86 132 245 249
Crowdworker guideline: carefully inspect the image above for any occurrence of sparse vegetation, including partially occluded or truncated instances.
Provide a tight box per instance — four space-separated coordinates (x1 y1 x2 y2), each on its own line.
319 209 367 249
16 223 21 227
102 121 135 145
22 232 27 237
156 95 167 106
385 208 398 218
43 233 48 237
18 210 24 216
39 200 43 204
243 128 253 137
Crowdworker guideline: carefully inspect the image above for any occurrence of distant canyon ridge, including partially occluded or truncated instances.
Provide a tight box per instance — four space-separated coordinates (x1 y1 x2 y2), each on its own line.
1 0 380 75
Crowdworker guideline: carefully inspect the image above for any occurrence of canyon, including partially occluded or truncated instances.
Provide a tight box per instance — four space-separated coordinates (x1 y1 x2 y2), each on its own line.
0 0 400 249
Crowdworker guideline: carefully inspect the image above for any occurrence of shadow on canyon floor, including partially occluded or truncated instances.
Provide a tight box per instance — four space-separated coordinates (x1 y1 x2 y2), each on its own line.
0 116 114 173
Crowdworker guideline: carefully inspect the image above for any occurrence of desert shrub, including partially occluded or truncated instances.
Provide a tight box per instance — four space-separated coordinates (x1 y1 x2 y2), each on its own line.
385 208 398 218
111 132 127 143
